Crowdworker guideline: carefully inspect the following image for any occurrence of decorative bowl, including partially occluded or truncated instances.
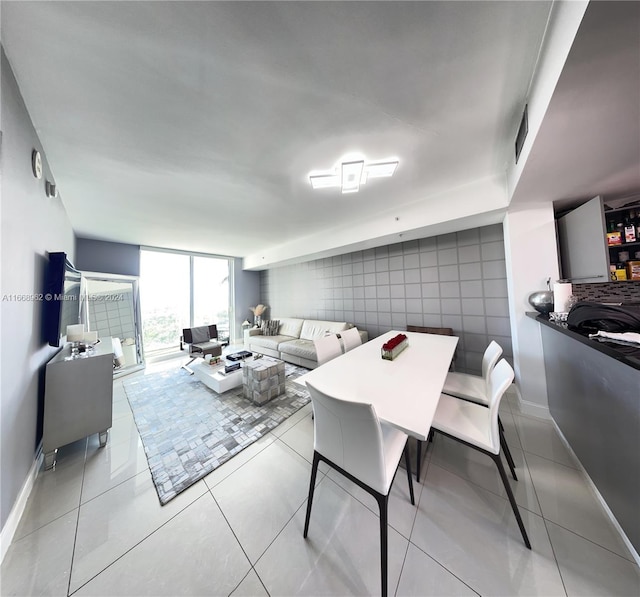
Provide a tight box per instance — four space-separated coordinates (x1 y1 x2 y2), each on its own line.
528 290 554 314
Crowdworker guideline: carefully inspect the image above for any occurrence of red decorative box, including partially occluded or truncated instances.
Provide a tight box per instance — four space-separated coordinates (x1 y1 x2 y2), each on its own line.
381 334 408 360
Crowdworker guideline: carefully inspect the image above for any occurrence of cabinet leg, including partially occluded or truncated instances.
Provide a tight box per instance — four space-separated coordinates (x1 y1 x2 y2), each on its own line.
44 450 58 470
99 430 109 447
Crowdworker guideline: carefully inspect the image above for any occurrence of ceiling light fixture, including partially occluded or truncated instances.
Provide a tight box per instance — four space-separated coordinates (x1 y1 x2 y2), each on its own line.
309 156 399 193
341 160 365 193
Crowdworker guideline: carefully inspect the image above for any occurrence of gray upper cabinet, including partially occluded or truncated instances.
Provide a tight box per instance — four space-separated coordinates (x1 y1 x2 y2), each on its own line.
557 196 609 283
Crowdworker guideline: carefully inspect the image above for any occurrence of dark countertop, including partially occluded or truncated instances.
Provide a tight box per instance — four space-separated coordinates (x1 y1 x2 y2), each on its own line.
527 311 640 371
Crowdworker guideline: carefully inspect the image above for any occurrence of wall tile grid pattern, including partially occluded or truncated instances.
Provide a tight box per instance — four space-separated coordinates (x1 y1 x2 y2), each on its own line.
88 291 136 342
261 224 511 375
572 282 640 303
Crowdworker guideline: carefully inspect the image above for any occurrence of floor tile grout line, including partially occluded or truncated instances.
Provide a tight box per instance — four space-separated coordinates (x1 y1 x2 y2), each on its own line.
510 413 583 468
209 492 271 596
203 433 284 492
519 449 570 596
541 517 571 596
78 468 151 507
425 442 543 518
544 517 639 565
226 567 270 597
406 540 483 597
213 479 311 576
521 448 637 565
392 533 412 596
67 437 90 597
67 490 212 595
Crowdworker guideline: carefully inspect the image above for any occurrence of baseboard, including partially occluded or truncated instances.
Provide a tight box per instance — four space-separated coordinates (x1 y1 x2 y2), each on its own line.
550 419 640 567
1 446 43 564
510 384 551 419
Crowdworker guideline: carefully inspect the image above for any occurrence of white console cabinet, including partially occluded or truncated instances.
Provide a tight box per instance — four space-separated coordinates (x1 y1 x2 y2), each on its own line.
43 337 114 469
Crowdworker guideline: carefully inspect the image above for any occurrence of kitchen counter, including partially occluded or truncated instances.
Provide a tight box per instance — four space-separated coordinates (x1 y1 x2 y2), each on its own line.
529 311 640 555
526 311 640 370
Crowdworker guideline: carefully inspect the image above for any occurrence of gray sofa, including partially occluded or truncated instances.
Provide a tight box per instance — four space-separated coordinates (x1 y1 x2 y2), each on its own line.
245 318 368 369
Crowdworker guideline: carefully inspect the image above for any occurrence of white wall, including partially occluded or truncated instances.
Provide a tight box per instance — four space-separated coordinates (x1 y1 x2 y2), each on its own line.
503 202 560 416
244 174 508 270
0 49 75 546
507 0 589 200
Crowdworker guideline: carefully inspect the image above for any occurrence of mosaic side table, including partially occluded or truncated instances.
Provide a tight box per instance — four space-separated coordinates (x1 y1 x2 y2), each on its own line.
242 356 285 405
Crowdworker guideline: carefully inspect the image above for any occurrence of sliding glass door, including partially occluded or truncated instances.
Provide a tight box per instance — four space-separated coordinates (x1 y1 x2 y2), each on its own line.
140 251 190 353
140 249 231 354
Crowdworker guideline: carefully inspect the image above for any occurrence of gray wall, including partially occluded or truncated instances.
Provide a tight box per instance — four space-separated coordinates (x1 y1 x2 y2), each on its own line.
261 224 511 374
540 322 640 553
1 49 76 532
232 257 260 341
75 238 140 277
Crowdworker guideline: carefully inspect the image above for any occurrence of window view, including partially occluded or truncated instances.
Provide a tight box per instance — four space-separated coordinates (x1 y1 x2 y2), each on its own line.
193 256 230 341
140 250 230 354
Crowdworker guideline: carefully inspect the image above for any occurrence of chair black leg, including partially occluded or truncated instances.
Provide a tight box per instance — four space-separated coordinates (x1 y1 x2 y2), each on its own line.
181 357 197 374
303 452 321 538
375 493 390 597
491 453 531 549
499 424 517 481
404 444 415 505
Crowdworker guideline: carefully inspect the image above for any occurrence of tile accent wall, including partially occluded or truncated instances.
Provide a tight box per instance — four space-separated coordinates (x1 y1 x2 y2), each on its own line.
260 224 510 375
572 281 640 303
88 290 136 342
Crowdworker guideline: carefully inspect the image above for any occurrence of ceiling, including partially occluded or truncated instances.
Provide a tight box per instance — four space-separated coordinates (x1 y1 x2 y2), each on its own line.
510 0 640 213
2 1 638 265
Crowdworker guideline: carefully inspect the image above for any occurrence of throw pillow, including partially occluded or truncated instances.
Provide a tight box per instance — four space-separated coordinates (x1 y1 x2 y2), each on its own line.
261 319 280 336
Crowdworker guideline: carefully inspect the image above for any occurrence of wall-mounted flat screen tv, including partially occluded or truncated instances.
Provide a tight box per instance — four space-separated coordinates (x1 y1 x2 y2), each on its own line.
42 252 85 347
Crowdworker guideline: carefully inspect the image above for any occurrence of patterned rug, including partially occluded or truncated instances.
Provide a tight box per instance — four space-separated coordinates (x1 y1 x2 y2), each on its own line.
123 362 310 505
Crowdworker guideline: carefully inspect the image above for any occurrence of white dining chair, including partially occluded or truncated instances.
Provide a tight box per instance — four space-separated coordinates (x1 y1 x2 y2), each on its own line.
313 334 342 365
303 382 415 597
416 341 516 482
340 327 362 352
443 340 502 403
429 359 531 549
441 340 517 476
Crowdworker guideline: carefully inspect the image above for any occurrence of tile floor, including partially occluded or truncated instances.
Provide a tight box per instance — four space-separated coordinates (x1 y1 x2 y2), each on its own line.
2 356 639 596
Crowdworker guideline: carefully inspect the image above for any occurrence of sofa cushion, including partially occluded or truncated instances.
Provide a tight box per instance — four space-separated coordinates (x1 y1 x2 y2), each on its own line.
261 319 280 336
276 318 304 338
277 338 316 361
299 320 348 341
250 334 296 351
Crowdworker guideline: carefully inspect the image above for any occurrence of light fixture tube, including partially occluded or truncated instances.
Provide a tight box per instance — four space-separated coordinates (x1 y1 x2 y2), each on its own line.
309 174 340 189
341 160 364 193
365 160 399 178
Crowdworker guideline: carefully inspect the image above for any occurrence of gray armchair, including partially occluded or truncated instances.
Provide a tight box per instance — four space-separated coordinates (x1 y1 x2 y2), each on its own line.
181 324 222 372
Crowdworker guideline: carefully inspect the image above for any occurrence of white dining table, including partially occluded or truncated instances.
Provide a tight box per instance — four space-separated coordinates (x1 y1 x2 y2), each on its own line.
293 330 459 441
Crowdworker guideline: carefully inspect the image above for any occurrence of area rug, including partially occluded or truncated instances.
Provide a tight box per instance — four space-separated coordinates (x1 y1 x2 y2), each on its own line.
123 362 310 505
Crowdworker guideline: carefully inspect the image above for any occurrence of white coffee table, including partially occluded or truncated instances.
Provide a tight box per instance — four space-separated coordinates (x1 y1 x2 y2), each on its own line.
191 360 243 393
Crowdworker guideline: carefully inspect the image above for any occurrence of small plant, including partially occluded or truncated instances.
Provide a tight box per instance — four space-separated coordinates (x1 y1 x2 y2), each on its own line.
249 304 267 317
249 304 268 327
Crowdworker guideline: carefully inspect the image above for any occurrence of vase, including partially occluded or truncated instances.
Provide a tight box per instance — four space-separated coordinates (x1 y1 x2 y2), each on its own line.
254 315 262 328
528 290 554 314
